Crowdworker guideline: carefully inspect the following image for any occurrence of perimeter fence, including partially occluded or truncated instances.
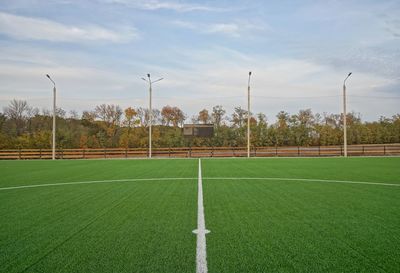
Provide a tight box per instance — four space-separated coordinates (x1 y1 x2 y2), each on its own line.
0 144 399 160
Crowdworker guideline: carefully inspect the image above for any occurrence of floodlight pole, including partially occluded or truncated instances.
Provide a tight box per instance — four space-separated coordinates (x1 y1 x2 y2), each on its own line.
46 74 56 160
142 74 163 158
149 75 153 158
343 72 352 158
247 71 252 158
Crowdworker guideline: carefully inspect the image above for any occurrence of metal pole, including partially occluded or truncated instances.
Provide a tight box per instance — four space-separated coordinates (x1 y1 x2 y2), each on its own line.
247 71 252 158
342 72 352 158
149 78 152 158
142 74 163 159
53 86 56 160
343 83 347 157
46 74 56 160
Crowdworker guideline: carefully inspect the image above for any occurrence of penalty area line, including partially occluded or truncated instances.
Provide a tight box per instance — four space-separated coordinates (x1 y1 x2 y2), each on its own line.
2 176 398 192
203 177 400 187
0 177 197 191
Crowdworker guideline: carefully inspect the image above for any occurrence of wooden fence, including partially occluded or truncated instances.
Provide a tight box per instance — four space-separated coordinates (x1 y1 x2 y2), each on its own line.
0 144 399 160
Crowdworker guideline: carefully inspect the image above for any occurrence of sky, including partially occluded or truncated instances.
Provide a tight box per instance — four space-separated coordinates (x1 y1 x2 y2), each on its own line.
0 0 399 122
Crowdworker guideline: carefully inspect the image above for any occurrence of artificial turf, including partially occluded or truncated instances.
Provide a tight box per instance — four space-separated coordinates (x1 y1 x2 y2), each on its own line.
202 158 400 273
0 157 399 272
0 159 198 273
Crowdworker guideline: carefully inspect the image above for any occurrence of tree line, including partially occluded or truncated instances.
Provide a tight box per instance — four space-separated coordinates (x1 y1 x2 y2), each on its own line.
0 99 399 149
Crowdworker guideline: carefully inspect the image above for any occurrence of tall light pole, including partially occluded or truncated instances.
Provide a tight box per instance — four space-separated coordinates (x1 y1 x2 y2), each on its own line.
142 74 163 158
46 74 56 160
343 72 352 158
247 71 252 158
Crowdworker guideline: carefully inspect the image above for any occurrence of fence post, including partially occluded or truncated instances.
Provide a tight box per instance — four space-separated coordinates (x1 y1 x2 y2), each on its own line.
363 145 365 156
125 148 128 158
189 146 192 158
18 148 21 160
254 146 257 157
83 149 85 159
40 149 42 159
169 147 171 158
340 145 343 156
275 146 278 156
298 146 300 156
384 145 386 155
61 148 64 159
318 146 321 156
211 146 214 157
104 148 106 158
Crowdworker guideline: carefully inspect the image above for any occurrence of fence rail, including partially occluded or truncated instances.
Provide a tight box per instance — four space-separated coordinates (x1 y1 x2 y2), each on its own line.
1 144 399 160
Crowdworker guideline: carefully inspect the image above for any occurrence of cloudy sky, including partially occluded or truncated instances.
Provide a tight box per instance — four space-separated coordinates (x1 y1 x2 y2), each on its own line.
0 0 399 121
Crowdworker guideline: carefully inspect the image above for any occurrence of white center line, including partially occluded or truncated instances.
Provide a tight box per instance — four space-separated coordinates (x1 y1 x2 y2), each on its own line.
193 158 209 273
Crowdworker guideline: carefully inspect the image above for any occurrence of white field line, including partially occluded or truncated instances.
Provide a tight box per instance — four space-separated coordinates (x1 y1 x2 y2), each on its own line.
203 177 400 187
0 177 196 191
1 176 398 192
195 158 208 273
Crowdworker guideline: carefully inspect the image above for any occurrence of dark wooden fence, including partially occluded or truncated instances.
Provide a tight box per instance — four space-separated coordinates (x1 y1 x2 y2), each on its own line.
0 144 399 160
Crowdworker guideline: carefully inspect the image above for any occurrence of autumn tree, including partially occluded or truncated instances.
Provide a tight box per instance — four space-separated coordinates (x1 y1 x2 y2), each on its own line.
94 104 123 147
161 105 174 126
289 109 315 146
274 111 290 145
3 99 30 136
120 107 139 147
231 107 247 128
198 109 211 124
254 113 268 146
161 105 186 127
211 105 226 128
124 107 138 131
138 107 161 127
0 98 399 149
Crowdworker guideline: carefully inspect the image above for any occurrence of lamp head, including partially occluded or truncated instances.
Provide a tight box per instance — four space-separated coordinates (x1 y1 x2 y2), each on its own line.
348 72 352 77
249 71 252 76
46 74 50 79
147 73 150 78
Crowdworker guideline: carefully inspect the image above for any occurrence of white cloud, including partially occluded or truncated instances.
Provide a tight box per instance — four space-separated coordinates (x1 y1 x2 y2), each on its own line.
104 0 218 12
384 19 400 38
0 12 137 43
0 45 398 121
139 47 399 121
173 20 268 38
171 20 197 29
207 23 241 37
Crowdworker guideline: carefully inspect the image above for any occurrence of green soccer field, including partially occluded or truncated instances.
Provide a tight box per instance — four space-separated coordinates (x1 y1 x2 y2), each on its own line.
1 157 399 273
